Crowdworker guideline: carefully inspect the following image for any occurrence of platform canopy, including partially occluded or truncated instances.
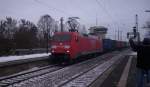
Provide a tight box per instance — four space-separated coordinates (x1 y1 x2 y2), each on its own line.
89 26 108 39
89 26 108 34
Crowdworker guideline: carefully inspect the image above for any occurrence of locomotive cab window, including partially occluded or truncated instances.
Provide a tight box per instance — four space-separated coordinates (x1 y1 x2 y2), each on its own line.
52 34 71 42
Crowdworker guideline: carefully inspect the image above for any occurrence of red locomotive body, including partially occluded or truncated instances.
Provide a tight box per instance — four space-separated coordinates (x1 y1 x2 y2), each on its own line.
116 41 125 49
50 32 103 62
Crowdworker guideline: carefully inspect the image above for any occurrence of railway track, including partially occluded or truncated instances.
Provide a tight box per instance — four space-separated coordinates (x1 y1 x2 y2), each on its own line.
11 52 118 87
61 53 124 87
0 64 63 87
0 50 128 87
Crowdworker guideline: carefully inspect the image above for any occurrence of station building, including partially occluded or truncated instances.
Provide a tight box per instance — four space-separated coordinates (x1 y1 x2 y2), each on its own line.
89 26 108 39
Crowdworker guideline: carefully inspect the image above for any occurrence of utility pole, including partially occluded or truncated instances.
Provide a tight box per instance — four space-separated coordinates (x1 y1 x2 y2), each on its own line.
96 13 98 26
115 30 117 40
118 29 120 41
120 31 122 41
135 14 138 32
60 17 63 32
46 22 49 53
135 14 140 42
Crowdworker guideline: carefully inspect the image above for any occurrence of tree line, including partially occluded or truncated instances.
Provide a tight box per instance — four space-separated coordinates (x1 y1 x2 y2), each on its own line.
0 14 59 56
0 14 88 56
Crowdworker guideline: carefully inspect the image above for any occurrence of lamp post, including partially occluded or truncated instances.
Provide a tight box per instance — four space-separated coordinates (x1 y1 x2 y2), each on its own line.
60 17 63 32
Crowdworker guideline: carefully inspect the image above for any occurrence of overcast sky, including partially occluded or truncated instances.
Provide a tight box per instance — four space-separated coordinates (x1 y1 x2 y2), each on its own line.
0 0 150 40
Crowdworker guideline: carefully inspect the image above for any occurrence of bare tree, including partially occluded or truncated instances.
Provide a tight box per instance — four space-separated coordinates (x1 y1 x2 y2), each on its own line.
0 17 17 55
3 17 17 39
0 20 6 38
14 19 38 49
37 14 55 52
37 14 55 38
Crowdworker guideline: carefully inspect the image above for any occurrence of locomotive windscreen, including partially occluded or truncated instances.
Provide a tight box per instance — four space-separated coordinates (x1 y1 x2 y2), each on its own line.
52 34 71 41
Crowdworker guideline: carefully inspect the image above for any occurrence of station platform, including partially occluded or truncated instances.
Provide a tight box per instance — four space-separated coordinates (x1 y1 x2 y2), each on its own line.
99 51 150 87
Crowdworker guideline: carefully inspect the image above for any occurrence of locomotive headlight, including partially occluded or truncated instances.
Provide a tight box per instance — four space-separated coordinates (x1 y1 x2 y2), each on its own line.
51 45 57 49
64 45 70 49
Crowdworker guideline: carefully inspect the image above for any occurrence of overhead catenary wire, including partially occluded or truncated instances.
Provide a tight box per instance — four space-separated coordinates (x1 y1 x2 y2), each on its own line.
34 0 73 17
94 0 124 40
94 0 120 28
33 0 89 25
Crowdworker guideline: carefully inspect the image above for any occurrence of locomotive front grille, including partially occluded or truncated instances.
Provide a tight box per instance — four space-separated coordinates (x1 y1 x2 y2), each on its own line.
51 53 70 62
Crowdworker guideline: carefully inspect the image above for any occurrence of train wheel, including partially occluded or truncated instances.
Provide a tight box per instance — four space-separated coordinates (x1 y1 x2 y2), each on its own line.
64 59 73 65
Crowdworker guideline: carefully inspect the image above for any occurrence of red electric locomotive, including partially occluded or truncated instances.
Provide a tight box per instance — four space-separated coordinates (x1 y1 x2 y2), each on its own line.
50 32 103 63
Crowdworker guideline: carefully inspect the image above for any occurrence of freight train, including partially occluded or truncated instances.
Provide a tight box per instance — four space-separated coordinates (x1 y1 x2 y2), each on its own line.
50 31 127 63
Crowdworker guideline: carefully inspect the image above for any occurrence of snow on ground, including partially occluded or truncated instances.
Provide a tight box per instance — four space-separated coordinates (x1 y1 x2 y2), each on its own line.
0 53 51 63
129 52 137 56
